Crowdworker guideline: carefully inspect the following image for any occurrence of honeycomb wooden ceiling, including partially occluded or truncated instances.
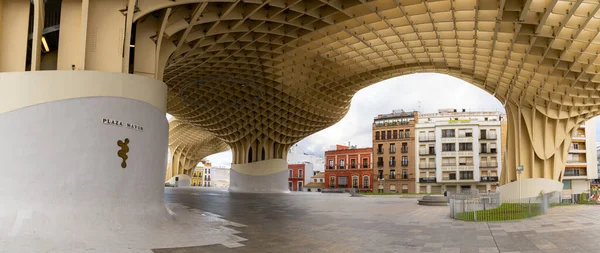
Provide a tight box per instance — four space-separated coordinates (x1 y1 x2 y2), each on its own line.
141 0 600 147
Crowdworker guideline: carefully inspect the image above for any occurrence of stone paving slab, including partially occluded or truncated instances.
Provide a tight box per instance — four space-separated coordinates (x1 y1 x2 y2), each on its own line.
157 188 600 253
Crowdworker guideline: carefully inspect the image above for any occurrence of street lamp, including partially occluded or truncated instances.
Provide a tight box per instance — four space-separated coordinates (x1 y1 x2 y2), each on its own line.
517 165 524 200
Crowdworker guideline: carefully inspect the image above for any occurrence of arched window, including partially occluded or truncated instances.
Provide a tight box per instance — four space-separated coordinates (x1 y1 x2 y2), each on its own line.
261 147 266 161
363 176 370 189
352 176 359 188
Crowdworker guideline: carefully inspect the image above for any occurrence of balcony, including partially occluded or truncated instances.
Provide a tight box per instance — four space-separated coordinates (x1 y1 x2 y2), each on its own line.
566 160 586 165
419 164 436 170
419 177 436 183
401 162 409 167
480 176 498 182
377 149 384 154
328 166 334 170
419 150 435 156
350 165 357 169
564 172 586 177
401 147 409 153
389 149 396 154
339 165 345 169
479 162 498 168
572 134 586 141
377 162 384 167
419 136 436 142
569 148 586 153
479 134 497 140
389 174 396 179
389 161 397 167
362 164 369 169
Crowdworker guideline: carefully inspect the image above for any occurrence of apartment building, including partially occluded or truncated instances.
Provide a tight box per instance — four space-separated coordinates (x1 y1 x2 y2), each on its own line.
288 163 313 191
372 110 418 193
415 109 503 194
563 120 598 196
324 145 373 191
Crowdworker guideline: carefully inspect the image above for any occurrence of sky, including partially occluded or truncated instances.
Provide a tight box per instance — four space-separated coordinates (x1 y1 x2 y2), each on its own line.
174 73 600 167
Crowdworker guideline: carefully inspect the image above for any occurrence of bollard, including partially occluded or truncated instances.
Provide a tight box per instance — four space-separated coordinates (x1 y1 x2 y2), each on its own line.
528 198 531 217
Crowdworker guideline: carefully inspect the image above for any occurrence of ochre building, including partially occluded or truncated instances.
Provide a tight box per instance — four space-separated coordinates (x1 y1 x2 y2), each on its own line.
372 110 418 193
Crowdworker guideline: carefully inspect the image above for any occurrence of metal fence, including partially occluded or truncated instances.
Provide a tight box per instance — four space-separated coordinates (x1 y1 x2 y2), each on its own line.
449 190 561 221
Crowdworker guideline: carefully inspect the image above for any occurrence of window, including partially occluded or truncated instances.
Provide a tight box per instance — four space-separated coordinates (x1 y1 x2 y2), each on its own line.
389 156 396 166
490 143 497 153
288 182 293 191
314 178 318 182
390 170 396 179
352 176 359 188
459 157 473 165
377 144 384 154
382 131 386 140
362 158 368 168
563 180 572 189
377 157 384 167
289 170 292 178
339 159 345 169
442 129 455 137
298 182 303 191
363 176 370 188
465 129 472 137
338 176 348 188
375 131 380 140
401 142 408 153
405 130 410 138
298 169 303 178
481 143 487 153
390 184 396 192
399 130 404 138
351 159 356 168
565 168 582 176
387 130 392 139
390 143 396 153
572 143 579 149
320 179 324 183
328 160 334 169
393 130 398 139
329 176 335 188
449 173 456 180
442 143 455 151
401 156 408 166
480 129 486 139
378 170 384 179
459 171 473 179
402 170 408 179
402 184 408 193
459 143 472 151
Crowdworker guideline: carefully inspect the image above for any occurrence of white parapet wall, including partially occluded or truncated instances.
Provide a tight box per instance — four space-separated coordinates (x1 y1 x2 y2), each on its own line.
230 159 289 193
497 178 564 201
0 71 171 241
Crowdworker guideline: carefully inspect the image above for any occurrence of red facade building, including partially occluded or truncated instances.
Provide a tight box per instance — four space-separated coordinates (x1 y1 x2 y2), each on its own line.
288 164 306 191
324 145 373 191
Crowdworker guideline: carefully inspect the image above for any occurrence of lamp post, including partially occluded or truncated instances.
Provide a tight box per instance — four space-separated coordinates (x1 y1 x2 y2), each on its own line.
517 165 524 200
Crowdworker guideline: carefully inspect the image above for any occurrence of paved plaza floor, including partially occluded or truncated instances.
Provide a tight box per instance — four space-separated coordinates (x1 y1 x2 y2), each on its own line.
155 187 600 253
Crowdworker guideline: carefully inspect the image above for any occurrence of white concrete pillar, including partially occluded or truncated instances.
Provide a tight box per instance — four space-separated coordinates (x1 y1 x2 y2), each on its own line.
0 71 169 233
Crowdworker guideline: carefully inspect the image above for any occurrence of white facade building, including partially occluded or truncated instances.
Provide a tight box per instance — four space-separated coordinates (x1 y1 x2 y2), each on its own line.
416 109 503 194
562 120 598 196
287 145 325 175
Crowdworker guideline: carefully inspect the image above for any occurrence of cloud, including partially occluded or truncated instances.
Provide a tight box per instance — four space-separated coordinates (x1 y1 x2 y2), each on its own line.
293 73 505 158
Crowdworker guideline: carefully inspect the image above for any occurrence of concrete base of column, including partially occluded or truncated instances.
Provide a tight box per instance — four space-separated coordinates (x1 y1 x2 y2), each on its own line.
497 178 563 201
229 159 289 193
